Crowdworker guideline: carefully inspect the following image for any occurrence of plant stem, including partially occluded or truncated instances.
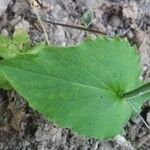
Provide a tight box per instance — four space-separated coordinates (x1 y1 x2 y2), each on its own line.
26 14 106 35
127 100 150 130
30 2 50 45
123 82 150 99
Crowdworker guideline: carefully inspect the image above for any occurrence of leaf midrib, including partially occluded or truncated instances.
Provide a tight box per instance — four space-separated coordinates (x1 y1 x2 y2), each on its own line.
0 63 113 93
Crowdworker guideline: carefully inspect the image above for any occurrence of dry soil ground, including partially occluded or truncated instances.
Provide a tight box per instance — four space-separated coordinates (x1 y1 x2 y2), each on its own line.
0 0 150 149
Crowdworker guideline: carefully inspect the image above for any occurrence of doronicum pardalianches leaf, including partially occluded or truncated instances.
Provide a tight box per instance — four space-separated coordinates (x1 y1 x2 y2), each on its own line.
0 37 148 139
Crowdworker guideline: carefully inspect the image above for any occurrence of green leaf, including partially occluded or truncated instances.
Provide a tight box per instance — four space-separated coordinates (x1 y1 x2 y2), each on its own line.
12 28 31 52
0 28 31 59
0 37 147 139
0 35 19 59
81 10 94 27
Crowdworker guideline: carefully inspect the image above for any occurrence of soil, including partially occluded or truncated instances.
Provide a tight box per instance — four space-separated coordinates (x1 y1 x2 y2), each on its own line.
0 0 150 149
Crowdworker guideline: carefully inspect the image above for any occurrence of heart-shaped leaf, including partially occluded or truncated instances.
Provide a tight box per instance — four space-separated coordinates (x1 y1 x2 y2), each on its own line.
0 37 148 139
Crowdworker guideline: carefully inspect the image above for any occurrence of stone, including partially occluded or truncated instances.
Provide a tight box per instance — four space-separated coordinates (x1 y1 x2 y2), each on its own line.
146 111 150 125
0 0 11 16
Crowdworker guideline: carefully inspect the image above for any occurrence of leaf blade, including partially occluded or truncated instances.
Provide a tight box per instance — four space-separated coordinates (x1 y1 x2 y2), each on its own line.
0 37 143 139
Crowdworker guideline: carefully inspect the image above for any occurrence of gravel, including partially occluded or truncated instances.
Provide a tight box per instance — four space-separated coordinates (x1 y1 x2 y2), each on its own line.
0 0 150 149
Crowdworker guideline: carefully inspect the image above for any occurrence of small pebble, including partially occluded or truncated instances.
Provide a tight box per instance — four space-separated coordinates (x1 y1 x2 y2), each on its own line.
0 0 11 16
62 42 67 47
10 16 22 27
127 30 134 39
139 75 144 81
1 29 8 36
143 65 148 71
110 15 121 28
146 111 150 125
